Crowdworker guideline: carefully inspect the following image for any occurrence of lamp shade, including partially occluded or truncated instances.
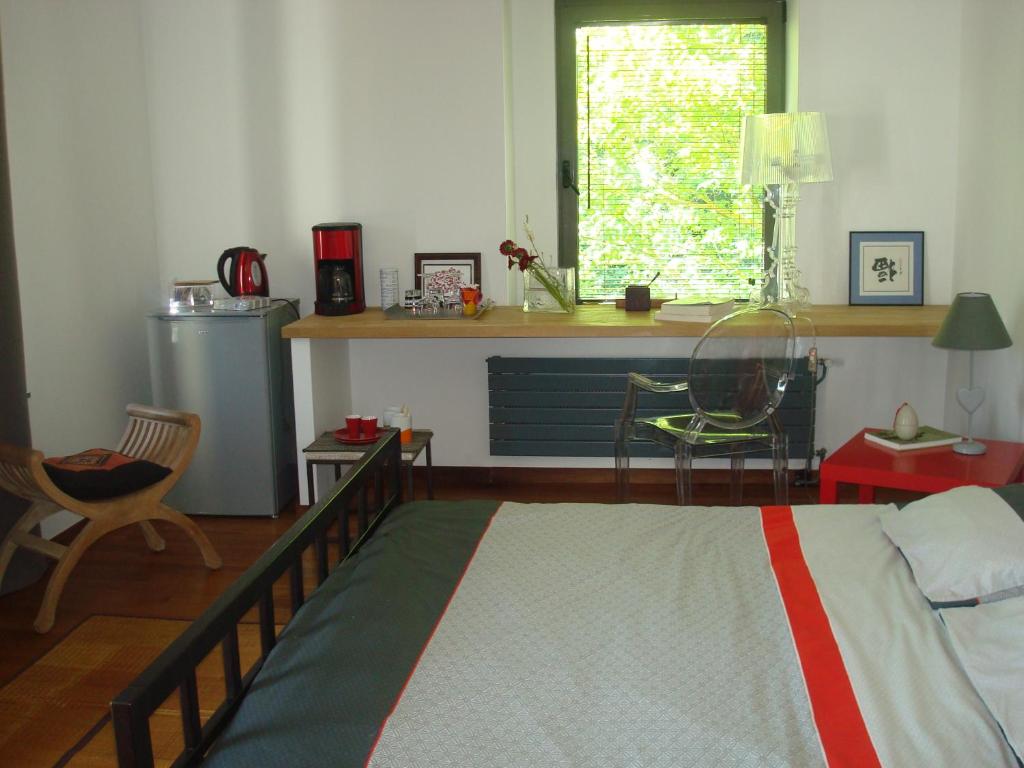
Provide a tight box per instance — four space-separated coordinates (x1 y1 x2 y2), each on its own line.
932 292 1013 350
739 111 833 185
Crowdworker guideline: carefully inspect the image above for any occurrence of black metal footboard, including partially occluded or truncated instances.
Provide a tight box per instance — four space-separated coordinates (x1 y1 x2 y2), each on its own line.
111 431 404 767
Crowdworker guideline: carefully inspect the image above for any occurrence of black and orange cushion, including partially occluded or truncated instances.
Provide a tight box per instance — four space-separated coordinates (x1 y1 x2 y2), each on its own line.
43 448 172 501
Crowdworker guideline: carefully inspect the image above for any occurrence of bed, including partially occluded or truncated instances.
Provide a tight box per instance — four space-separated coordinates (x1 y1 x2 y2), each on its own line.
111 432 1024 767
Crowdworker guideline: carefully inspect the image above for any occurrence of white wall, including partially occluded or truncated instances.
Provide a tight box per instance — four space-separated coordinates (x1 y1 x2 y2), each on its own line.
794 0 963 305
504 0 558 280
1 1 159 456
4 0 1020 482
949 0 1024 441
139 0 508 311
345 0 969 467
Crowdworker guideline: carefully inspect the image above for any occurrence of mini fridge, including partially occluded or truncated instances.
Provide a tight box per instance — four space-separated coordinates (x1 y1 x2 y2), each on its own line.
147 302 298 517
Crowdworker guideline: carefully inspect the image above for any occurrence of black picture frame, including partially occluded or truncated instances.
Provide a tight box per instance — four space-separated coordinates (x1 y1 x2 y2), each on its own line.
414 253 481 293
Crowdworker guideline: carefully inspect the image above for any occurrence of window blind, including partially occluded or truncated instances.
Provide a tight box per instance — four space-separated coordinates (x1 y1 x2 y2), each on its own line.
575 23 768 301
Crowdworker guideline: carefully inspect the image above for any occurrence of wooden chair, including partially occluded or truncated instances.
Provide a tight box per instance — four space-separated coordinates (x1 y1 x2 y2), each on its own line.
0 404 222 633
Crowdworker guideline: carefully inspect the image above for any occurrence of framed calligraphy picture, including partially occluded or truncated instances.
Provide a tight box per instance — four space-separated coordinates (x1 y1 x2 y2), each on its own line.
849 231 924 305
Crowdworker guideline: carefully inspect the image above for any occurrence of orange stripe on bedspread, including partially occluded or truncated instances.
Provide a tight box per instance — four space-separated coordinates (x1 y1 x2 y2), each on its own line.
761 505 882 768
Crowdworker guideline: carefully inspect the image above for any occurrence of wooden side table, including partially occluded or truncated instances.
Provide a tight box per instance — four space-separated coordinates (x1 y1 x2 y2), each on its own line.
819 428 1024 503
303 428 434 504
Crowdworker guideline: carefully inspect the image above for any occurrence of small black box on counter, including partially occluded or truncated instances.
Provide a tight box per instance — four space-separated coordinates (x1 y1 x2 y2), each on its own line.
624 285 651 311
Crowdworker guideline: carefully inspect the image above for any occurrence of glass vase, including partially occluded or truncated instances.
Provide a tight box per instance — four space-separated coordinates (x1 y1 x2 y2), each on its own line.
523 267 576 313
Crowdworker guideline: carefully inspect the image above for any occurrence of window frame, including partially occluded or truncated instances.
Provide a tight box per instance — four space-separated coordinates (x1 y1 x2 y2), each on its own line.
555 0 786 300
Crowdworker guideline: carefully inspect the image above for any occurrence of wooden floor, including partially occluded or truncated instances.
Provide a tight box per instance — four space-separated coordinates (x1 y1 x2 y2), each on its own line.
0 468 902 766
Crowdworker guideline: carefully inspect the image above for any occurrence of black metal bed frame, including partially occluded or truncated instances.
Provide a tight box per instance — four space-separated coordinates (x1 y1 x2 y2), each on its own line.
111 432 404 767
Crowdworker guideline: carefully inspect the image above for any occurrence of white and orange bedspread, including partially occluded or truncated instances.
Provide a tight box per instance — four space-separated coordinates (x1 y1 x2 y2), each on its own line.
366 503 1016 767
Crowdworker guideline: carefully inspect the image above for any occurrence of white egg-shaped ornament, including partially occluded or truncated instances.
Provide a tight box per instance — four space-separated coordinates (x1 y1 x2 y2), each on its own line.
893 403 919 440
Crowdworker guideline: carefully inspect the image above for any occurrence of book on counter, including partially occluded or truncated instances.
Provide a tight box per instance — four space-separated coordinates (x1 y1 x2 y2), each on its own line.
654 298 737 323
864 426 962 451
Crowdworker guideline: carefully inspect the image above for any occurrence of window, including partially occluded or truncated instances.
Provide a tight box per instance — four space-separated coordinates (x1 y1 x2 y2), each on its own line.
556 0 785 301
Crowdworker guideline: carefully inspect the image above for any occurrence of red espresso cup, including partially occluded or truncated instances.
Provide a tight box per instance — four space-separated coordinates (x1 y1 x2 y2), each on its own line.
361 416 378 439
345 415 361 440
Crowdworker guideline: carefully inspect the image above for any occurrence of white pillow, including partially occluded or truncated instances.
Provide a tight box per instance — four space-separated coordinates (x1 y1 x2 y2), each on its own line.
939 598 1024 760
879 485 1024 605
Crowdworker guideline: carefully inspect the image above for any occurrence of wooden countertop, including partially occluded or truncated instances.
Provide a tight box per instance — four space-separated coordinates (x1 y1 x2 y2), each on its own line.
282 304 949 340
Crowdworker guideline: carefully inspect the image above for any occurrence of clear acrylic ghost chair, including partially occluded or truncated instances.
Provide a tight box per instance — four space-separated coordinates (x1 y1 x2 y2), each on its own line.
614 306 796 505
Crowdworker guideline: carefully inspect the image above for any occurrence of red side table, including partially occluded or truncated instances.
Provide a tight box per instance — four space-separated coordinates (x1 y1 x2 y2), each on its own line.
819 428 1024 504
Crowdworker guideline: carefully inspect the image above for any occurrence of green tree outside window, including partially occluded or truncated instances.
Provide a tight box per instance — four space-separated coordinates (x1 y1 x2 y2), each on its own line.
556 0 785 302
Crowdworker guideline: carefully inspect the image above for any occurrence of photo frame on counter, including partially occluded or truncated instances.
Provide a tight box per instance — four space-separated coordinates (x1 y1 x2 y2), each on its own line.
414 253 481 295
849 231 924 305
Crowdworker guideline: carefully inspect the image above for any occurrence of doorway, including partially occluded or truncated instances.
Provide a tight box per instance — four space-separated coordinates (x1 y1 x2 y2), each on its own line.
0 43 44 595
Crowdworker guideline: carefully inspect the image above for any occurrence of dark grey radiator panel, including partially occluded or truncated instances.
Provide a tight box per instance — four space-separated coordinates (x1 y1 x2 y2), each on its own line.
486 356 817 461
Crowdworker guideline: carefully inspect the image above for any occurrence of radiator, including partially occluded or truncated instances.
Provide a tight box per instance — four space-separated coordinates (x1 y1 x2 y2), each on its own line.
486 356 818 466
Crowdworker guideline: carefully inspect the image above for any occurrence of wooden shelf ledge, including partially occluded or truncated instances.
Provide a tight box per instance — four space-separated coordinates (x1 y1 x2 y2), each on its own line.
282 304 949 340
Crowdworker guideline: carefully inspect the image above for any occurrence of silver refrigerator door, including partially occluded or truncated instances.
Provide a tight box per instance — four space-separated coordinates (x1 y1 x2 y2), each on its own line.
147 305 296 517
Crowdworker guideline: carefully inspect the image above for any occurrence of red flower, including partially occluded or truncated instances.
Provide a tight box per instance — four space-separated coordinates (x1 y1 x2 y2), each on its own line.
514 247 534 272
499 238 538 271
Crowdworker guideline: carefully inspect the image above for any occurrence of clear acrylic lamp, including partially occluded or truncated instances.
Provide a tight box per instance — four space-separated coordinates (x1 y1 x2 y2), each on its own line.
739 112 833 307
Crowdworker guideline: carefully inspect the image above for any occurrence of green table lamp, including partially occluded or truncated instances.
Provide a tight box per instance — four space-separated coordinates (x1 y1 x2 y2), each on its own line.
932 292 1013 455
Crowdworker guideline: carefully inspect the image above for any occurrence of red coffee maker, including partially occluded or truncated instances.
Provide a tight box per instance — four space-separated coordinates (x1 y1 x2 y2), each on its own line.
313 223 364 316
